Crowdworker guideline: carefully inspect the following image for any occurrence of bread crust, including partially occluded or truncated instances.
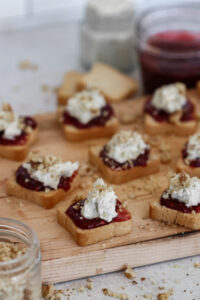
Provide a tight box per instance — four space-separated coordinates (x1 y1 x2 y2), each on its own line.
0 128 38 161
177 158 200 177
57 71 83 105
78 62 138 102
150 201 200 230
144 114 196 136
89 146 160 184
57 204 132 246
6 173 79 209
61 117 119 142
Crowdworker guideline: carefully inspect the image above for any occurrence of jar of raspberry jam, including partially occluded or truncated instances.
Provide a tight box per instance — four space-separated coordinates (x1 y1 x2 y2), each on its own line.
136 4 200 93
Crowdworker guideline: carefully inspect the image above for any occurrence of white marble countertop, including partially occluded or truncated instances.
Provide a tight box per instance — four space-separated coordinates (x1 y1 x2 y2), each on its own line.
0 19 199 300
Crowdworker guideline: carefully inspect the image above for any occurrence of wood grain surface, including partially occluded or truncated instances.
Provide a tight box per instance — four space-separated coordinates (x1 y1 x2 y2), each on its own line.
0 91 200 283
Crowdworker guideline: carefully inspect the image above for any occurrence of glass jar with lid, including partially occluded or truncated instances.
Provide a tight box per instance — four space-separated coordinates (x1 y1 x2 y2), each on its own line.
136 3 200 93
0 217 41 300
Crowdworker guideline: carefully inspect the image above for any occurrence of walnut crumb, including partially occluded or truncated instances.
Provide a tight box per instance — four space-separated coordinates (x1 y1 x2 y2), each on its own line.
124 265 136 279
193 262 200 268
78 286 85 292
86 283 93 290
102 288 129 299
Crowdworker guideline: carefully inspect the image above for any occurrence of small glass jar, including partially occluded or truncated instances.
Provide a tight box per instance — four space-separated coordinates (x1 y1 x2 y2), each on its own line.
0 218 41 300
136 3 200 93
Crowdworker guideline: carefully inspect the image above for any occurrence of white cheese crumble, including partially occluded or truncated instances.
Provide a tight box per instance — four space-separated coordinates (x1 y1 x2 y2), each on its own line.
65 89 106 124
81 178 117 222
0 103 22 140
105 130 149 164
151 82 187 114
185 132 200 164
23 155 79 190
162 172 200 207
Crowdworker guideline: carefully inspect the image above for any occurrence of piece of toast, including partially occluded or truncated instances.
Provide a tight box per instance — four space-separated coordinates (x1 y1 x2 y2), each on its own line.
6 172 79 209
89 146 160 184
176 158 200 177
57 203 132 246
0 128 38 161
150 201 200 230
57 71 83 105
78 62 138 102
144 114 197 136
61 117 119 142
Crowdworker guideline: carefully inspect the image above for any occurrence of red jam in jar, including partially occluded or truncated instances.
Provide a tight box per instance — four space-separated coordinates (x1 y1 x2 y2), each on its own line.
0 117 37 146
66 199 131 230
137 6 200 93
16 165 77 192
100 146 150 170
62 104 113 129
144 97 194 122
161 195 200 214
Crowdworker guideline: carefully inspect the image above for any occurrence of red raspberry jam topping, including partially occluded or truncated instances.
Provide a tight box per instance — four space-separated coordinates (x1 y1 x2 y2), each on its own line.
161 194 200 214
182 144 200 168
0 116 37 146
99 146 150 170
16 165 77 192
66 199 131 230
144 97 194 123
62 104 113 129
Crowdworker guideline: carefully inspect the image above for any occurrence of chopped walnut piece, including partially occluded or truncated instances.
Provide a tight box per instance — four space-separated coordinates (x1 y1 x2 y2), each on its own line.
0 241 27 262
157 293 169 300
124 265 136 279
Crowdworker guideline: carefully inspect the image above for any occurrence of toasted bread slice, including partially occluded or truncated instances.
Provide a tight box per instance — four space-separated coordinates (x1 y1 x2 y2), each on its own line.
150 201 200 230
0 128 38 161
89 146 160 184
78 62 138 102
144 114 196 136
177 158 200 177
61 117 119 142
57 71 83 105
6 173 79 209
57 203 132 246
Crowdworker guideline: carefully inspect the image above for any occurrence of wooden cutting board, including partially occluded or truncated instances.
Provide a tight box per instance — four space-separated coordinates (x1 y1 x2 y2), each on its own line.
0 92 200 283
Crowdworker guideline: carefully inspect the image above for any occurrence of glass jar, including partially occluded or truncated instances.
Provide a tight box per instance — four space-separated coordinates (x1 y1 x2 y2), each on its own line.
0 218 41 300
136 3 200 93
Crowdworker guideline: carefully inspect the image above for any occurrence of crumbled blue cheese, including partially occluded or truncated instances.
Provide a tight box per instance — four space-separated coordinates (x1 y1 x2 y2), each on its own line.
23 155 79 190
162 172 200 207
0 103 22 140
66 89 106 124
81 178 117 222
151 83 187 114
185 133 200 164
105 130 149 164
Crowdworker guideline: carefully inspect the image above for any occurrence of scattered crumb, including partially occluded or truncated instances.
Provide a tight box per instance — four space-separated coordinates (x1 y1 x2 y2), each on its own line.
119 113 136 124
193 262 200 268
124 265 136 279
140 277 146 281
18 60 38 71
41 84 50 92
173 264 180 268
87 278 93 282
102 288 129 299
158 287 165 290
143 294 153 299
78 286 85 292
132 280 138 285
42 283 71 299
86 283 93 290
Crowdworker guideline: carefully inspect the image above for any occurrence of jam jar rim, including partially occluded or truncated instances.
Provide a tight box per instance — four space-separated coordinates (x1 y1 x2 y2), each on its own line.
0 217 40 275
136 3 200 59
